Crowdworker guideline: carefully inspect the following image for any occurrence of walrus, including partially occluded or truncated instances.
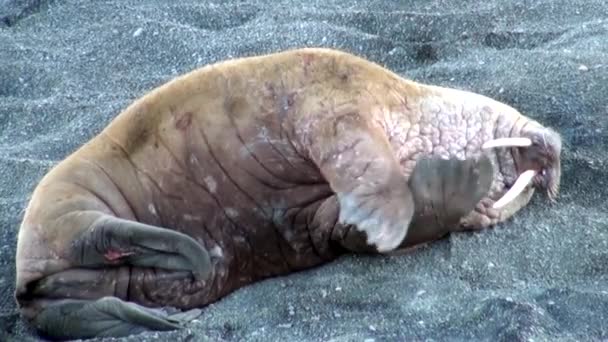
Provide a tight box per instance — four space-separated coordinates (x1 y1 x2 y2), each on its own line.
14 47 562 340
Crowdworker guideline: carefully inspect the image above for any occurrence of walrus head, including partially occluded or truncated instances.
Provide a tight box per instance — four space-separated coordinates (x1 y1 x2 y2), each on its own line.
484 124 562 210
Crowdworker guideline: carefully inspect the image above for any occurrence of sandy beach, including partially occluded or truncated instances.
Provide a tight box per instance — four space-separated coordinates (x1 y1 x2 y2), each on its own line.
1 0 607 340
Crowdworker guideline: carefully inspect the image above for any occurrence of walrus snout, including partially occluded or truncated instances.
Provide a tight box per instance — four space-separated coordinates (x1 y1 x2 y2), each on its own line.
509 125 562 203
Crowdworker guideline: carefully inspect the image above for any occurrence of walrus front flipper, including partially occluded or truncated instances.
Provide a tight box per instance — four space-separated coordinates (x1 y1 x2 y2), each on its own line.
304 111 415 253
72 215 211 281
34 297 198 340
397 154 494 249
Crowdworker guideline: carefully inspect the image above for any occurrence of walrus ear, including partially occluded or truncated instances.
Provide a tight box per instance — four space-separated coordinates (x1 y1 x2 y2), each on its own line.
399 154 494 247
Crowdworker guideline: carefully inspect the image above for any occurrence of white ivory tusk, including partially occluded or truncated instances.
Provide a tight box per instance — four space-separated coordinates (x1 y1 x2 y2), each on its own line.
482 137 532 149
493 169 537 209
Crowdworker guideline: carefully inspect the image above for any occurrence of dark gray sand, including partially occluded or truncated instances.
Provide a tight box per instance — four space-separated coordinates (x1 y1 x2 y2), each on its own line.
1 0 607 341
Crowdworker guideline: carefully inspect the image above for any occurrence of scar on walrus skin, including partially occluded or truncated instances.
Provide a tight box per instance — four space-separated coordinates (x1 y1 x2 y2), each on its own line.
14 47 562 340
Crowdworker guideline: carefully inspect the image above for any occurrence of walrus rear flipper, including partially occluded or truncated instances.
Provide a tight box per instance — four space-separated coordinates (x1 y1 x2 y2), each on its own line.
396 154 494 249
16 213 212 340
34 297 200 341
72 215 212 282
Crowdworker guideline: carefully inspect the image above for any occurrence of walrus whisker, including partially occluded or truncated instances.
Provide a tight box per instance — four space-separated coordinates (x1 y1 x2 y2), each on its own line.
492 169 537 209
548 180 560 202
482 137 532 149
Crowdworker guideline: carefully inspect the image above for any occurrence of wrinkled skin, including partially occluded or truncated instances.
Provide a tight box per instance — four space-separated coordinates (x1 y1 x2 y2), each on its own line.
14 48 562 341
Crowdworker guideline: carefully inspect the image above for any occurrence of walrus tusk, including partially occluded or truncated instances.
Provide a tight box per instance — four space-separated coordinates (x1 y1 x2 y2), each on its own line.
493 169 537 209
480 137 536 208
482 137 532 149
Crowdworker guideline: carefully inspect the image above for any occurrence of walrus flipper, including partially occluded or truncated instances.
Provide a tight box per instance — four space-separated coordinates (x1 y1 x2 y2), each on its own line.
398 154 494 248
33 297 200 340
26 214 211 340
73 215 211 281
304 111 415 253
